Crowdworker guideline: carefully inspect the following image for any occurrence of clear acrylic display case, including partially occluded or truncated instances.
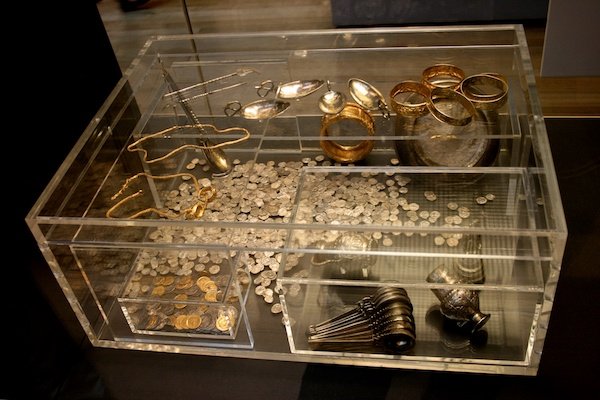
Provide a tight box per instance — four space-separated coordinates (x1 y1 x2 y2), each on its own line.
26 25 566 375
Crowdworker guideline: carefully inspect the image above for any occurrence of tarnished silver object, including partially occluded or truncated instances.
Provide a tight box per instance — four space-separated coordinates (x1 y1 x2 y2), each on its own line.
307 287 415 353
426 264 490 333
224 99 290 119
348 78 391 118
256 79 325 99
164 67 257 100
318 80 346 114
159 61 231 176
426 306 488 353
455 235 485 284
311 233 376 279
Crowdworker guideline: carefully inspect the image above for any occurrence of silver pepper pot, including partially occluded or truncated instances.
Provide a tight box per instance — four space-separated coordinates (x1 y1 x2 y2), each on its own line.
426 264 490 333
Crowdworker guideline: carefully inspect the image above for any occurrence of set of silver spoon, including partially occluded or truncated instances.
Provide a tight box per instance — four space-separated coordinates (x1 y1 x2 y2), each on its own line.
307 287 416 353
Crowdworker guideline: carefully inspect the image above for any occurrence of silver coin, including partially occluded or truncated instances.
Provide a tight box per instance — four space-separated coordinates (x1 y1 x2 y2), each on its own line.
270 303 283 314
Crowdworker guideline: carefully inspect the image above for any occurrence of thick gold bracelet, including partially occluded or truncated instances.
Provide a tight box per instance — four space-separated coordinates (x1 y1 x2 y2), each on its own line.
389 81 431 117
422 64 465 90
426 87 477 127
459 73 509 110
319 103 375 163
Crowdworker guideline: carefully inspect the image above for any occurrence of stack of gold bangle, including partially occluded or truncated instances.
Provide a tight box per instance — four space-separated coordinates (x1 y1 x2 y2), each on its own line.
390 64 509 121
319 103 375 163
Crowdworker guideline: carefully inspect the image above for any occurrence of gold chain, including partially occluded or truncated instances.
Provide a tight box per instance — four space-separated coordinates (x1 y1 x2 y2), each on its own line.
106 172 216 220
127 124 250 164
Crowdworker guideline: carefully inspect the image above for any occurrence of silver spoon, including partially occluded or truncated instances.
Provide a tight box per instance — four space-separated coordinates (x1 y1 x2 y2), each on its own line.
348 78 391 119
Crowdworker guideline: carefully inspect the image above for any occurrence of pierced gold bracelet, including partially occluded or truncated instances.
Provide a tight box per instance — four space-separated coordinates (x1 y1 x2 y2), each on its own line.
319 103 375 163
389 81 431 117
127 124 250 164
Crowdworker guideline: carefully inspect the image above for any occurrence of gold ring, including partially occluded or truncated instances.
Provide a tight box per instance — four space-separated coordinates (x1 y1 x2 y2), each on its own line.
422 64 465 90
426 87 477 126
389 81 431 117
459 73 509 110
319 103 375 163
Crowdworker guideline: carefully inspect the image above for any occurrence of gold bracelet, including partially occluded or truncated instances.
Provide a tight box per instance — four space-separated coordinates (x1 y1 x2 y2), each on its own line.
459 73 508 110
319 103 375 163
426 87 477 127
422 64 465 90
389 81 431 117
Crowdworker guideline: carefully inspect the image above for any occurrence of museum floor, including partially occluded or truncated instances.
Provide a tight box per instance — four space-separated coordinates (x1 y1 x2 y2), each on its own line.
11 1 599 399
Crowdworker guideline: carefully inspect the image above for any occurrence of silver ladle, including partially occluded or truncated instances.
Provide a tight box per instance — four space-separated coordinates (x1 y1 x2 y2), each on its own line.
159 61 231 176
318 80 346 114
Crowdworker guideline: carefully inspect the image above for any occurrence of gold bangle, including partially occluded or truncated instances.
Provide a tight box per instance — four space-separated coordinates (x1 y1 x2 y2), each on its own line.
459 73 509 110
422 64 465 90
319 103 375 163
389 81 431 117
426 87 477 127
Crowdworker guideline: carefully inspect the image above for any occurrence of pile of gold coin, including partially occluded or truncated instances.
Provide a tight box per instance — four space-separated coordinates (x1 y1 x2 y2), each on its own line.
173 313 202 330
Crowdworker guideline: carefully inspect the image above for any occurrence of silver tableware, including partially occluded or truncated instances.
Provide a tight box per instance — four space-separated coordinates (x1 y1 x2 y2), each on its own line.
307 287 415 353
159 61 231 176
256 79 325 99
348 78 391 118
163 67 257 102
426 264 490 333
318 80 346 114
225 99 290 120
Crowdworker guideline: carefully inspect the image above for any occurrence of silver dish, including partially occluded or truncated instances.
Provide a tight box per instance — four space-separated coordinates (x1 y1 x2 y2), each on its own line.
348 78 391 118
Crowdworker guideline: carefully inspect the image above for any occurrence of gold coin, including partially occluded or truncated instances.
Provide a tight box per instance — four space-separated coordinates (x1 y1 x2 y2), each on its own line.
197 304 209 314
185 314 202 329
204 281 218 293
151 286 165 296
174 293 188 309
163 276 175 286
176 276 193 289
175 314 187 330
145 314 158 329
204 290 218 302
215 315 231 332
196 276 211 291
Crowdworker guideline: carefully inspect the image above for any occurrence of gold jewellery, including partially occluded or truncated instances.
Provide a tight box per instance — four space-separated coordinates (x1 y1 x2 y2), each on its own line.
422 64 465 90
390 66 508 120
389 81 431 117
426 87 477 127
106 173 216 219
319 103 375 163
459 73 509 110
127 124 250 164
